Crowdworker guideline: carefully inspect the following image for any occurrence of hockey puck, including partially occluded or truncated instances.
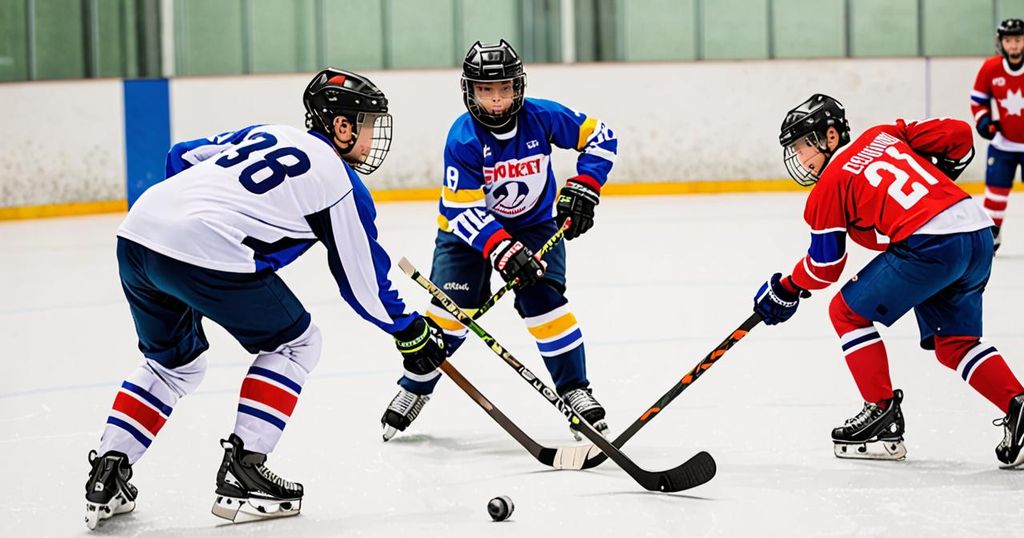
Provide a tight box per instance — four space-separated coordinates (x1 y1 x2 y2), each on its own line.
487 496 514 521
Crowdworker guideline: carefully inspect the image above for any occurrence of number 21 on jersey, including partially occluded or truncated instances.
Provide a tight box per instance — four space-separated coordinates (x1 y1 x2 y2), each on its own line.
863 146 940 210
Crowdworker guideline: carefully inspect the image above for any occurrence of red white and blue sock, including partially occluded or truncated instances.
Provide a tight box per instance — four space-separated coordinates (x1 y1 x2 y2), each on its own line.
99 356 207 463
234 323 322 454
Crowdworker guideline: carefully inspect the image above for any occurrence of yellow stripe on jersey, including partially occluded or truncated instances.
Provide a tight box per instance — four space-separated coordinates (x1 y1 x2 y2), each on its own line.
577 117 598 150
527 312 578 340
437 214 451 232
442 187 486 204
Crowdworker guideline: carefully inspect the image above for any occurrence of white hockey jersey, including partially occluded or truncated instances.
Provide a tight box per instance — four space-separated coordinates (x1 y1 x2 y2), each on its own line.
118 124 414 333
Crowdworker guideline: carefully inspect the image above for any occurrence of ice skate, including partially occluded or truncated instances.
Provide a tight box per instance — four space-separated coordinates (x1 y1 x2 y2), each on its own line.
211 434 302 523
381 387 431 441
85 450 137 530
832 389 907 460
561 387 609 441
995 393 1024 469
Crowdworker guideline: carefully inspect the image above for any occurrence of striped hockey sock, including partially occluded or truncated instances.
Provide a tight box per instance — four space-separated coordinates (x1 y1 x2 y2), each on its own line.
99 356 207 464
831 293 893 404
234 324 321 454
524 304 587 391
983 186 1011 228
936 336 1024 413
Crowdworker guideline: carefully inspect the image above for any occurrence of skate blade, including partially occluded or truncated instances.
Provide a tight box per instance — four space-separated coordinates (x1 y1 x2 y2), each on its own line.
382 424 399 442
212 495 301 524
85 495 135 530
834 439 907 461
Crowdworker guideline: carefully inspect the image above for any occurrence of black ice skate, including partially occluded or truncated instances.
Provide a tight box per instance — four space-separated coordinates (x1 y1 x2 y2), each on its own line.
994 393 1024 469
211 434 303 523
381 387 431 442
832 389 907 460
85 450 138 531
561 387 609 442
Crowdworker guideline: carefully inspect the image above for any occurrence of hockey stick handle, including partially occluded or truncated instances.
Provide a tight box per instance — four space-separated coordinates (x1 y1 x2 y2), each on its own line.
580 312 763 469
471 218 571 320
398 256 715 492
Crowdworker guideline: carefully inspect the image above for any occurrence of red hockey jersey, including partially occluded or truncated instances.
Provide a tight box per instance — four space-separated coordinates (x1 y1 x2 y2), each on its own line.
789 118 975 292
971 55 1024 150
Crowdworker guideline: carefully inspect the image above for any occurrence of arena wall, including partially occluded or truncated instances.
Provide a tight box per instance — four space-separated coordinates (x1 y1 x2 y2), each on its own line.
0 57 993 218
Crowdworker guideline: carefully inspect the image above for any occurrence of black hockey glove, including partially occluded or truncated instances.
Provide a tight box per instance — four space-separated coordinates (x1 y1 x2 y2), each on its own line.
976 116 999 141
928 147 974 181
487 236 545 288
556 176 601 240
394 316 446 375
754 273 811 325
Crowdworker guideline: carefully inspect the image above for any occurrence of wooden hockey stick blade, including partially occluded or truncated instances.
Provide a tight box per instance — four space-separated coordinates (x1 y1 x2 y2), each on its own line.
399 257 717 492
566 313 763 470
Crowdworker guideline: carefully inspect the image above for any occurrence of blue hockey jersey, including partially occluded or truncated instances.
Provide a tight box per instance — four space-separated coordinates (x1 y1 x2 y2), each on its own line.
437 98 617 253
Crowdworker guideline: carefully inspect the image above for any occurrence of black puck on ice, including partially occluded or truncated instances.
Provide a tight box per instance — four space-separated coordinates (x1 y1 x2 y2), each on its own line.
487 496 514 521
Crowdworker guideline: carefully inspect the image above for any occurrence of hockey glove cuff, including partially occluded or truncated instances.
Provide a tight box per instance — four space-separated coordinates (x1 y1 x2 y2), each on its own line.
754 273 809 325
394 316 447 376
556 175 601 240
930 147 974 181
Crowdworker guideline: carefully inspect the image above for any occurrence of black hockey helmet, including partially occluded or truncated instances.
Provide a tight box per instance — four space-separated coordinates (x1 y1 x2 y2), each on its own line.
461 40 527 129
303 67 392 174
996 18 1024 60
779 94 851 186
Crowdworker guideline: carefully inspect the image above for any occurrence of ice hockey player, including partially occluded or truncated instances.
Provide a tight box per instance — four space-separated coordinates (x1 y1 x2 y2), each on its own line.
380 40 618 442
752 94 1024 468
971 18 1024 252
84 68 446 530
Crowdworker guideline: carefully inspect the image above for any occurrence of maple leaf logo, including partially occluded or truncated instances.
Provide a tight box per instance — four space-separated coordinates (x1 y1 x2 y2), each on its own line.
1000 88 1024 116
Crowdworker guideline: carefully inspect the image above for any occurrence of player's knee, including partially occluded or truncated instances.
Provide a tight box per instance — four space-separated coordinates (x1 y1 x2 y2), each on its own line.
285 322 322 373
829 292 872 335
144 354 208 398
513 281 567 318
934 335 981 370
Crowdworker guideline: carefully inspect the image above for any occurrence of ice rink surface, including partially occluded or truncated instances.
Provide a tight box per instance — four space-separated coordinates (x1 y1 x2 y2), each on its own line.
3 193 1023 537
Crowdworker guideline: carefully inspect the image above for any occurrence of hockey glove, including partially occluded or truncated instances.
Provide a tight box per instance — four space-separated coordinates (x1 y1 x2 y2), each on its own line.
929 147 974 181
556 176 601 240
394 316 446 375
976 116 1000 141
487 236 545 288
754 273 810 325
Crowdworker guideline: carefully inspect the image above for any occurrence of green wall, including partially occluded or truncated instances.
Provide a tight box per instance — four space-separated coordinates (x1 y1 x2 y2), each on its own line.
2 0 1019 82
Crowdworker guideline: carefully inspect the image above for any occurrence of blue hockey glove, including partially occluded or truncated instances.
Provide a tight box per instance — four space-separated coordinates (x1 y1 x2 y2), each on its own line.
976 116 999 141
556 176 601 240
394 316 446 375
754 273 809 325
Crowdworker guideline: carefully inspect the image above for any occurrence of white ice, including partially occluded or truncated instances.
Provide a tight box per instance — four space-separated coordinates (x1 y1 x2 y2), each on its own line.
3 193 1023 537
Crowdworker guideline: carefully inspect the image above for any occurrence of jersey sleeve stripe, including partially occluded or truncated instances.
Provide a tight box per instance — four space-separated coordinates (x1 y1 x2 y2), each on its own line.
974 109 990 121
971 90 990 102
584 145 617 164
577 117 599 149
441 187 487 208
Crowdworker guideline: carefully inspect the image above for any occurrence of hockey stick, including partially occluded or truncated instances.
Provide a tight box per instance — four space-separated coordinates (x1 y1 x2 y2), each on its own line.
399 257 717 492
471 218 571 320
557 313 763 470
